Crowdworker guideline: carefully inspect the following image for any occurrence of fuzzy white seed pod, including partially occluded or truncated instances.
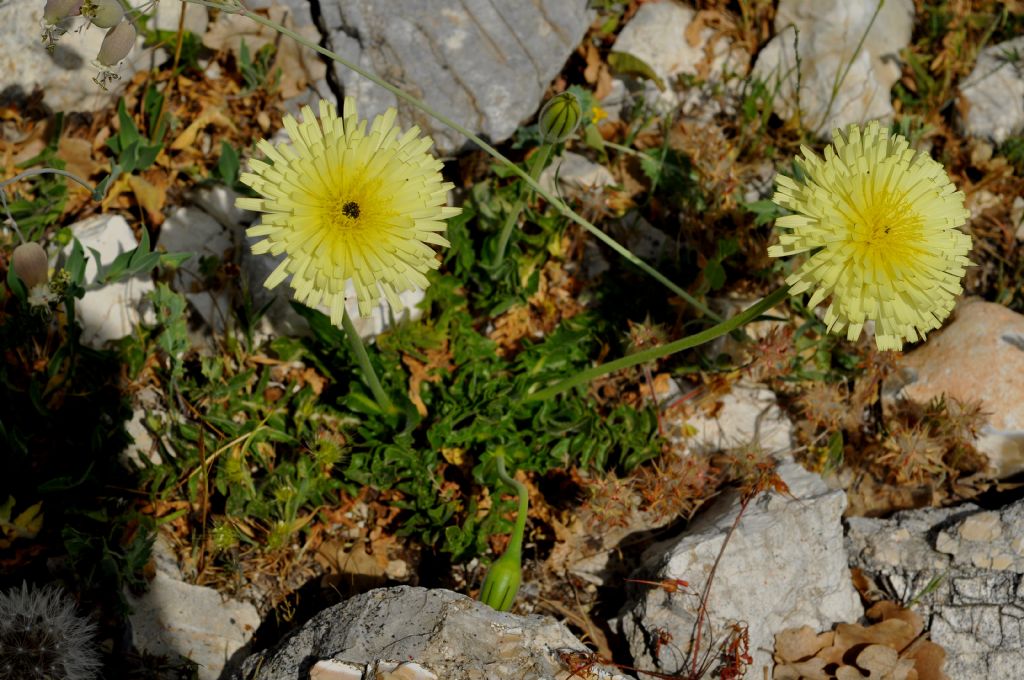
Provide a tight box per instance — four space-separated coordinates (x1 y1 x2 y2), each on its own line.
43 0 83 24
0 582 101 680
84 0 122 29
97 20 135 66
12 242 49 290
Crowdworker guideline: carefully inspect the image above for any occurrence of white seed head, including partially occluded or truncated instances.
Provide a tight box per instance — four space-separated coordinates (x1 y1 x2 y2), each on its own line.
97 20 135 66
12 242 49 289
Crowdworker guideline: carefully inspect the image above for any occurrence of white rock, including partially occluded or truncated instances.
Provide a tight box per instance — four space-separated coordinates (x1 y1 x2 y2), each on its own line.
190 185 255 232
616 459 862 677
0 0 153 113
1011 196 1024 241
959 37 1024 143
128 571 259 680
752 0 914 138
157 206 235 332
611 0 745 112
538 151 616 197
674 381 794 456
66 214 155 349
151 0 209 35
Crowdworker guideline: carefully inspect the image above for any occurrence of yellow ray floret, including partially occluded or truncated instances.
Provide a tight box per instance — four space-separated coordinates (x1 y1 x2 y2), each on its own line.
236 98 460 324
768 121 972 351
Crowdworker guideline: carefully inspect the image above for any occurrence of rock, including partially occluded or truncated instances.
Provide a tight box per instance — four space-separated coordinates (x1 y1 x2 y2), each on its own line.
752 0 914 138
157 206 236 332
1011 196 1024 241
884 298 1024 478
151 0 209 35
317 0 593 155
129 553 260 680
672 381 795 456
959 37 1024 144
65 214 156 349
0 0 151 113
615 459 862 677
846 500 1024 678
236 586 631 680
610 0 746 113
121 387 167 469
538 151 616 198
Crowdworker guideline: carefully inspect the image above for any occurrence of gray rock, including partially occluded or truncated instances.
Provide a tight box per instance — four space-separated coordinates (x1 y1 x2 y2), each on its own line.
0 0 154 113
846 500 1024 679
671 381 795 457
959 37 1024 143
752 0 914 138
236 586 632 680
317 0 593 155
615 459 862 677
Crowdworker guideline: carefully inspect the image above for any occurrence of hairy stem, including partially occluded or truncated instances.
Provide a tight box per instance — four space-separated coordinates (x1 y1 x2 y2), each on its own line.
341 308 394 413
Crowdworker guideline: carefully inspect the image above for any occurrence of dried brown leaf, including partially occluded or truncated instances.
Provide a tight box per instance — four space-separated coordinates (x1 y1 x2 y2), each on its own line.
774 625 834 663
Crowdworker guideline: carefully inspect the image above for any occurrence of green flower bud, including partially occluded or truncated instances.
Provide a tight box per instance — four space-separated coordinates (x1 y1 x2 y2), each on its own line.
97 20 135 66
538 92 582 144
43 0 83 24
12 242 49 289
478 549 521 612
83 0 123 29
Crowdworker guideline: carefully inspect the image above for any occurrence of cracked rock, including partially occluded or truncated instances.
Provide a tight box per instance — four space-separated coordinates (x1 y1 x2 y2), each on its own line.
846 500 1024 678
615 459 862 677
317 0 593 155
958 36 1024 144
235 586 632 680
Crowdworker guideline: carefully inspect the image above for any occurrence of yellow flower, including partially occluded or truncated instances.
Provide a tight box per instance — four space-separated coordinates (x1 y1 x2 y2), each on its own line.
768 121 972 351
237 98 460 323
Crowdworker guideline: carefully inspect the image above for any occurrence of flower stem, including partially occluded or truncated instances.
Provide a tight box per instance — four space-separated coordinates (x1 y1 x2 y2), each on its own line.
495 451 529 562
198 0 720 321
341 308 394 414
493 143 552 269
524 286 789 402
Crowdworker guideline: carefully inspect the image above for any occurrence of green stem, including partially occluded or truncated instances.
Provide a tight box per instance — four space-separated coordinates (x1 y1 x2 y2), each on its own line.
341 308 394 413
196 0 720 321
524 286 789 402
493 143 552 268
495 452 528 560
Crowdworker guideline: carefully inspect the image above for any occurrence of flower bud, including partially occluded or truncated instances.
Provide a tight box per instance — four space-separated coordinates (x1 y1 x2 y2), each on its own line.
43 0 83 24
84 0 123 29
538 92 582 145
478 549 521 612
97 20 135 66
12 242 49 290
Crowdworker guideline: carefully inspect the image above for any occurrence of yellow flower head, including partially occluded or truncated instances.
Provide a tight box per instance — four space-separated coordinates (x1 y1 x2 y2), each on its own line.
768 122 972 351
237 98 460 323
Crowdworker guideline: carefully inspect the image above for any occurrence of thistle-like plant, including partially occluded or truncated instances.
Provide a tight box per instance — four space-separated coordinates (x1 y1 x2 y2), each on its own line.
0 582 101 680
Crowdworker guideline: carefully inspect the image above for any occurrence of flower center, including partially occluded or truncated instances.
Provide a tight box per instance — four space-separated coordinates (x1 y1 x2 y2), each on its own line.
342 201 360 219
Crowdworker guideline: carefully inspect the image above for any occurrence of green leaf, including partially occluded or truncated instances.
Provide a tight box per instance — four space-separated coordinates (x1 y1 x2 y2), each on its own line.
608 51 666 91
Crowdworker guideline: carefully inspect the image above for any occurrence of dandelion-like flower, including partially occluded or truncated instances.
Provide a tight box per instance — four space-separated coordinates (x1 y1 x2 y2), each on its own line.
0 582 101 680
237 98 459 323
768 121 972 350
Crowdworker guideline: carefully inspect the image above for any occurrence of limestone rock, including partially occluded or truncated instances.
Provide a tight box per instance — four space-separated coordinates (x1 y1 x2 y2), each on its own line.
752 0 914 138
65 214 156 349
318 0 593 154
959 37 1024 143
615 459 862 677
0 0 151 113
885 298 1024 479
673 381 795 456
539 151 616 198
846 500 1024 679
236 586 632 680
610 0 746 113
129 565 260 680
